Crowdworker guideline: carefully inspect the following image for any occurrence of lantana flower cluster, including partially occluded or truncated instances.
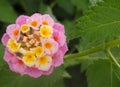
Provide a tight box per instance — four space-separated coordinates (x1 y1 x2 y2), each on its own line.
1 13 68 78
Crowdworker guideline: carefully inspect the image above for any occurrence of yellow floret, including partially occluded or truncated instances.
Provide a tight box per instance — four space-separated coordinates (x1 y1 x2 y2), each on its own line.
36 55 52 71
35 46 44 57
39 25 53 38
38 55 48 65
7 38 21 52
23 51 36 67
21 24 30 33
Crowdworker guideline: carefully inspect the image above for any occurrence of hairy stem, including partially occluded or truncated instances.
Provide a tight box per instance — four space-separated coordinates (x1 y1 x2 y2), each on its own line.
64 39 120 60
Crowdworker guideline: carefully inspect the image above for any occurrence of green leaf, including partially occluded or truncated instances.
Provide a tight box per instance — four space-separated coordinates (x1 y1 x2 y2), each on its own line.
80 59 94 72
19 0 41 15
39 2 47 14
89 0 103 6
64 58 81 68
8 0 18 5
71 0 89 10
113 64 120 81
63 21 81 41
111 47 120 57
87 59 119 87
0 0 17 23
56 0 74 15
0 67 65 87
76 0 120 50
0 44 6 68
64 55 101 69
62 71 71 78
79 52 106 72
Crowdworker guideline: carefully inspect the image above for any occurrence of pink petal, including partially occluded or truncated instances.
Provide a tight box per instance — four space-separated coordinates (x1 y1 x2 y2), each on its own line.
16 15 29 26
30 13 41 23
52 50 64 67
27 13 41 30
53 30 66 46
60 43 68 54
42 38 59 55
31 13 41 18
4 48 16 63
1 33 10 46
25 67 42 78
53 23 65 33
6 24 20 40
8 58 27 75
41 14 54 26
42 66 54 75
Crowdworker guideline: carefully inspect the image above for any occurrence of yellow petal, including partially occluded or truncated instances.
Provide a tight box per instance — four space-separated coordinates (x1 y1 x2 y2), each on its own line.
39 25 53 38
7 38 21 52
21 24 30 33
36 55 52 71
35 46 44 57
23 51 36 67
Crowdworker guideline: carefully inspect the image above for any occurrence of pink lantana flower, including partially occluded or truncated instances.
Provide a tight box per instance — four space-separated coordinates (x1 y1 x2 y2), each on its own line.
1 34 10 46
16 15 29 26
41 14 54 26
1 13 68 78
27 13 41 30
6 24 20 40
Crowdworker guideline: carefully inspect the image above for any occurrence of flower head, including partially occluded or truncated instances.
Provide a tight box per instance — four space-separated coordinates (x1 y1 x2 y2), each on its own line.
1 13 68 78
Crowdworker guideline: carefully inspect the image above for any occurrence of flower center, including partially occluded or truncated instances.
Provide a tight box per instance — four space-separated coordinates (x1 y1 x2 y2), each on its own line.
45 42 53 49
21 24 30 33
35 46 44 57
30 21 38 27
42 21 49 25
38 56 48 65
40 25 53 38
18 60 23 65
13 29 19 37
23 51 36 67
7 38 21 52
54 36 58 42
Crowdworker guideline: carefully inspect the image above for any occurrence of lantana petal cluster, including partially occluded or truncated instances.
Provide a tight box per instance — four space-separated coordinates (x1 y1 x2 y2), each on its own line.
1 13 68 78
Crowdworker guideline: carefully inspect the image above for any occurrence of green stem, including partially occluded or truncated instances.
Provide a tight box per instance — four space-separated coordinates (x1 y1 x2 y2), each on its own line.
64 39 120 60
64 45 103 60
106 49 120 68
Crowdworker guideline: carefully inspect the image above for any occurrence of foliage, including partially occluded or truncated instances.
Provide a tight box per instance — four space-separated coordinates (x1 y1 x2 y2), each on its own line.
0 0 120 87
87 59 119 87
0 0 17 23
77 0 120 50
0 67 65 87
